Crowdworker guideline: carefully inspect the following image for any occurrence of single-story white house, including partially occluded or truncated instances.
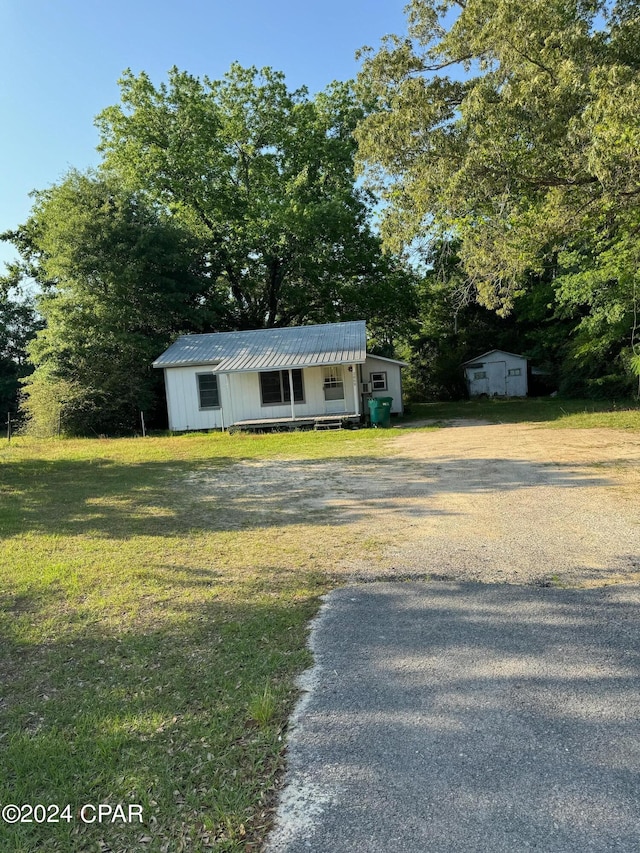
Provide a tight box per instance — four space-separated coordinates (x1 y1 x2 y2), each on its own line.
153 320 407 431
462 350 528 397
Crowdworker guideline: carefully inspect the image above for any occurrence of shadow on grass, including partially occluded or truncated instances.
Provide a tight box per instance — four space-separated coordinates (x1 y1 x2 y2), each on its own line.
0 574 321 852
0 453 615 540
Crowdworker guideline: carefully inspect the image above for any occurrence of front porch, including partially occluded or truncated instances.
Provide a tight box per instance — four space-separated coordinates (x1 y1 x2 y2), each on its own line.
229 412 361 433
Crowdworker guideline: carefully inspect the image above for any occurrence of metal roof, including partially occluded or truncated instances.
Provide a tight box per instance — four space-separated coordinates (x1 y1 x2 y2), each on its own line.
367 353 410 367
153 321 368 373
461 349 528 365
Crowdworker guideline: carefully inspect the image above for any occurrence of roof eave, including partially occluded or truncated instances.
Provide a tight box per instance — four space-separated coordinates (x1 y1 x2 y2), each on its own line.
153 360 222 369
366 354 409 367
461 349 528 365
154 357 367 371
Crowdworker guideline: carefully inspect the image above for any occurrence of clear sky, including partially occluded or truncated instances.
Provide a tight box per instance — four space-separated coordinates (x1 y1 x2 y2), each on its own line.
0 0 409 273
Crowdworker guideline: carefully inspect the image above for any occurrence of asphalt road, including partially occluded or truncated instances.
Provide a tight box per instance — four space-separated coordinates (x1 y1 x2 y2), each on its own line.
265 582 640 852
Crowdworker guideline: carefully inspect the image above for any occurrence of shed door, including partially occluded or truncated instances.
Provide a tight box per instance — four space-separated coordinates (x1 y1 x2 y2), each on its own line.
487 361 507 395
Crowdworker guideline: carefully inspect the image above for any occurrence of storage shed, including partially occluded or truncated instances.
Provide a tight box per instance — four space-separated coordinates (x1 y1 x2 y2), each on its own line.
153 321 407 431
462 350 528 397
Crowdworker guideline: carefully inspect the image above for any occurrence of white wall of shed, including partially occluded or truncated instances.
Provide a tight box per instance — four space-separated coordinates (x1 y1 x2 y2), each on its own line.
465 352 528 397
364 356 404 413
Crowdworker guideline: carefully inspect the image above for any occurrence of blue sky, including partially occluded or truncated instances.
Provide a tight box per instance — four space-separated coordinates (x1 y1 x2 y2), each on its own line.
0 0 409 273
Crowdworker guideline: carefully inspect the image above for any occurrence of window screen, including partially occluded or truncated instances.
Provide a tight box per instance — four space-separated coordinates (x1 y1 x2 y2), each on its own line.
197 373 220 408
370 371 387 391
260 370 304 405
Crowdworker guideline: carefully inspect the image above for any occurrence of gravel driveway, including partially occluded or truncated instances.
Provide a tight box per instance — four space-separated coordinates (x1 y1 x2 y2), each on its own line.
189 422 639 586
263 422 640 851
347 421 640 585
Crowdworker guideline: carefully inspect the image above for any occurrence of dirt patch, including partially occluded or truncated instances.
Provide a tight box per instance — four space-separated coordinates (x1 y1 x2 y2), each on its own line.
184 423 640 587
377 423 640 585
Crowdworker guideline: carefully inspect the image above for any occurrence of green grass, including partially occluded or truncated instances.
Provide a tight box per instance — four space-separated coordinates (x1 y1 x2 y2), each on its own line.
247 685 277 729
0 409 637 851
0 429 392 853
402 397 640 429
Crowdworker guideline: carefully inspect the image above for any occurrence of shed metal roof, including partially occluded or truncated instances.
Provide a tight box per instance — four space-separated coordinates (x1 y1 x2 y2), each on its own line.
461 349 528 366
153 321 367 373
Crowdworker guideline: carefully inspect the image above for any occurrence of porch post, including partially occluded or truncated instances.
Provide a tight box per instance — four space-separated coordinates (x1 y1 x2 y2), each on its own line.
287 368 296 421
352 364 360 417
223 373 234 429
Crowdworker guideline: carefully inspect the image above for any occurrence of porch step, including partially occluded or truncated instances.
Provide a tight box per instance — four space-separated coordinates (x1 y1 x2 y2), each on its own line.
314 418 343 431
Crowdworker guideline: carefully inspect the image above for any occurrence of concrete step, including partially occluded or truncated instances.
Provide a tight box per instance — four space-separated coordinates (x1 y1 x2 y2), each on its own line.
314 419 343 431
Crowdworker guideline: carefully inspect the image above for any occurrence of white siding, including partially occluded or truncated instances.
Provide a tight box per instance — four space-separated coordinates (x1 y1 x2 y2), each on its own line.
164 364 360 430
164 366 225 431
465 352 528 397
364 357 404 414
227 366 358 422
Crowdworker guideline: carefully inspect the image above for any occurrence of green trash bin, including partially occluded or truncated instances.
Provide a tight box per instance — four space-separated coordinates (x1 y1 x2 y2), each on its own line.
368 396 393 428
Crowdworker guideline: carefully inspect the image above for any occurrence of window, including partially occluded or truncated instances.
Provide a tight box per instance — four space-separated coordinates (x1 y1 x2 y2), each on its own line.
473 371 487 380
323 366 344 401
260 370 304 405
370 371 388 391
508 368 522 376
197 373 220 409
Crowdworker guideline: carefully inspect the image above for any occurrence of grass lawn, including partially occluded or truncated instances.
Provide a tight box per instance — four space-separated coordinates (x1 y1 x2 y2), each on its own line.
403 396 640 429
0 429 393 853
0 401 637 852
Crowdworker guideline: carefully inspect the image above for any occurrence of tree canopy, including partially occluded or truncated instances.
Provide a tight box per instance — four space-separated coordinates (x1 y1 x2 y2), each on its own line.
0 287 40 419
96 63 415 335
4 172 209 434
2 64 417 433
356 0 640 393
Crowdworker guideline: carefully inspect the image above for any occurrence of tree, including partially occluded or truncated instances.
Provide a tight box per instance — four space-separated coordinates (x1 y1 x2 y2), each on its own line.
399 239 569 400
356 0 640 394
96 63 416 337
2 65 419 433
4 172 209 434
0 287 41 419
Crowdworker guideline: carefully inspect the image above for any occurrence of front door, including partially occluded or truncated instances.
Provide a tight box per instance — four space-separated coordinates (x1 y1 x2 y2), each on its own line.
323 366 346 414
